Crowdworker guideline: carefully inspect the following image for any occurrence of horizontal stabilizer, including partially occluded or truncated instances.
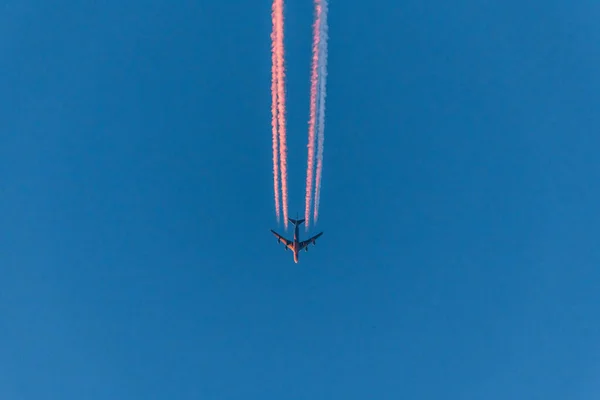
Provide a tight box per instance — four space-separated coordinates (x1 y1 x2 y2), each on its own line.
288 218 305 226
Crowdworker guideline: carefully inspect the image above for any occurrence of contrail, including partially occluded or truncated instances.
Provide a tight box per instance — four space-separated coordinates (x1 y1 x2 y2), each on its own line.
313 0 328 224
270 0 288 228
275 0 289 229
304 0 322 230
270 0 281 223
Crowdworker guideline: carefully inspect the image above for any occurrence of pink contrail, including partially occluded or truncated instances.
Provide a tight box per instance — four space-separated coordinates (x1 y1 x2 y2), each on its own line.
304 0 322 230
270 1 281 222
274 0 288 229
313 0 328 224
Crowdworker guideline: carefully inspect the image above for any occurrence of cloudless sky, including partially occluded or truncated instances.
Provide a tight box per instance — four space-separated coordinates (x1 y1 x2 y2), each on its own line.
2 0 600 399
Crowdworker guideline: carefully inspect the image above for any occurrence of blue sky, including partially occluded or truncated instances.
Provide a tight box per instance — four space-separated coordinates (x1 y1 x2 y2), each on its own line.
2 0 600 398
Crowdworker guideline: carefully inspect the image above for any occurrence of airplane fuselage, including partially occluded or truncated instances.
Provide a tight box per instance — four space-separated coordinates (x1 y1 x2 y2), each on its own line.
292 222 300 263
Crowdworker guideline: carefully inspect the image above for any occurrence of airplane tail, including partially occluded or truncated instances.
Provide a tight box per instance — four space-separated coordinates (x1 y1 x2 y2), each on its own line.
288 218 305 226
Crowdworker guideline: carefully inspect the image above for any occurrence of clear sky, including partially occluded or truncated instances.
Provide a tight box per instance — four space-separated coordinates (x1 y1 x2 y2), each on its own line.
2 1 599 399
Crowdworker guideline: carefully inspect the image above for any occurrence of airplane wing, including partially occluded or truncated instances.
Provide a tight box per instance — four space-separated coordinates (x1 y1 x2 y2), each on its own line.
298 232 323 251
271 230 294 251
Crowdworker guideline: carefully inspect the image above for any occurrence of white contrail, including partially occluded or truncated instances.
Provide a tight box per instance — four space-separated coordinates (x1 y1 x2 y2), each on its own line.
313 0 328 224
270 0 288 228
304 0 322 230
275 0 289 229
270 0 281 223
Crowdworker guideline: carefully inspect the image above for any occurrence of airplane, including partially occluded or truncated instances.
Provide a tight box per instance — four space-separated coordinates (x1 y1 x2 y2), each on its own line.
271 216 323 263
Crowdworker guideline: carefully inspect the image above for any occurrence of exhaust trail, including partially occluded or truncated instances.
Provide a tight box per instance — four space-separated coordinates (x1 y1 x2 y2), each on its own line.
304 0 322 230
274 0 289 229
313 0 328 224
270 1 281 223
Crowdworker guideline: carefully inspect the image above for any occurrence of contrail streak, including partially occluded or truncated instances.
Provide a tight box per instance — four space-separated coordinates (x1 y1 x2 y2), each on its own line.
274 0 289 229
313 0 328 224
270 1 281 223
304 0 322 230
